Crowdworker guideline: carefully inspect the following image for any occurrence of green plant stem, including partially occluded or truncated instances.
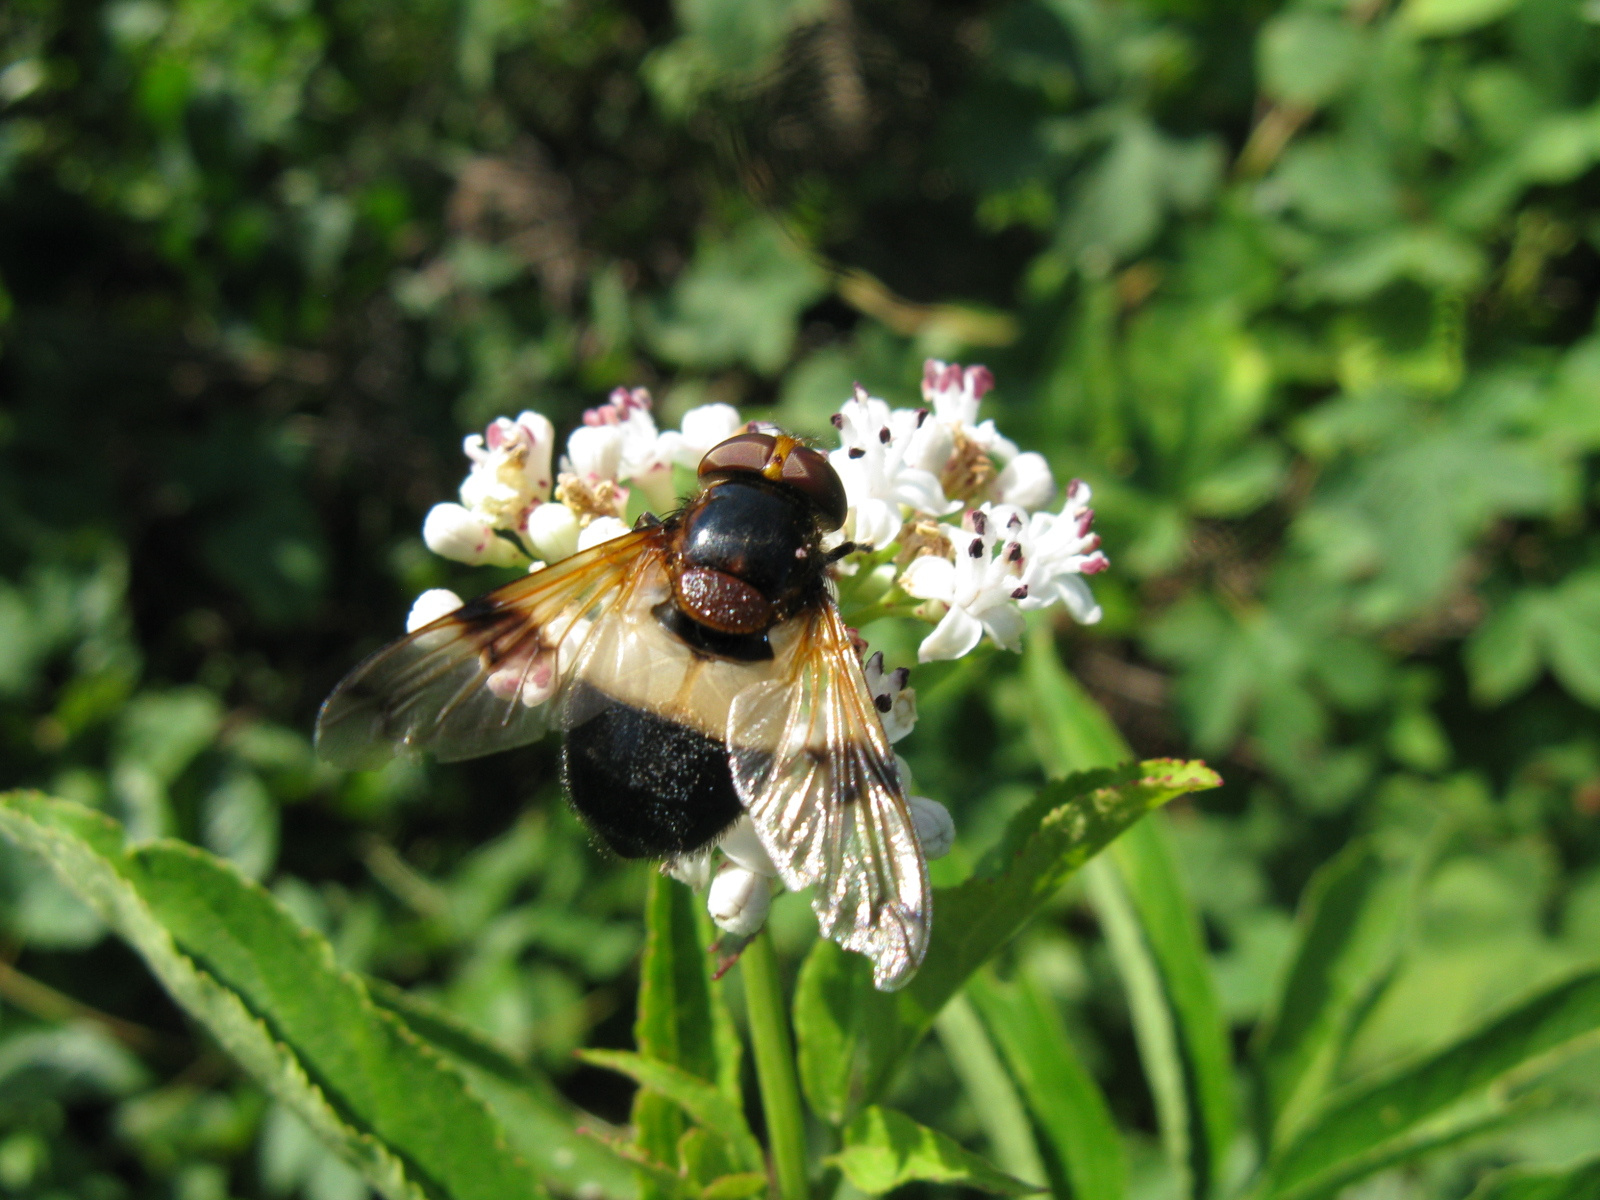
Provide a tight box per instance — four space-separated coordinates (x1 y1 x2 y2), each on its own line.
742 929 810 1200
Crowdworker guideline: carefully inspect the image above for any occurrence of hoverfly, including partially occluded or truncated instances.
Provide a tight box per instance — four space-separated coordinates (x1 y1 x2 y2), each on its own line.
315 430 929 989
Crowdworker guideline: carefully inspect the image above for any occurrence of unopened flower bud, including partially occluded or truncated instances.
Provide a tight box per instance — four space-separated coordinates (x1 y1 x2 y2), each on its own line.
406 588 464 633
577 515 630 551
993 451 1055 510
663 851 713 891
908 796 955 858
525 502 580 562
708 864 772 936
423 503 524 567
719 816 778 876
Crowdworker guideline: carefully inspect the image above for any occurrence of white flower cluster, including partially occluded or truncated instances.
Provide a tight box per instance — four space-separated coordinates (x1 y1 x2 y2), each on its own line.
420 388 744 574
408 360 1106 940
830 360 1105 664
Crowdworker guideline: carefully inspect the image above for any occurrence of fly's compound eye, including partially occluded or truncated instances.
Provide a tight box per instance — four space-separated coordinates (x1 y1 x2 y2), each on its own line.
698 433 848 531
697 431 779 479
780 444 848 531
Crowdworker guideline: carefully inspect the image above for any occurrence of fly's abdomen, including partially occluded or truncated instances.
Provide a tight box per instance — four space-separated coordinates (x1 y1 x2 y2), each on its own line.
561 680 743 858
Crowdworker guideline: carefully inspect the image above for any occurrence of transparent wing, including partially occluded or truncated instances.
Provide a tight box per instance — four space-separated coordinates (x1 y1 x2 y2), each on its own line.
727 602 930 990
315 529 662 767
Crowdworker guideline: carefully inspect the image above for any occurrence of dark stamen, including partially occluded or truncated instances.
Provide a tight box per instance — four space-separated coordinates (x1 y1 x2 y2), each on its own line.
878 426 891 444
970 510 987 535
915 408 928 426
1012 585 1029 600
874 693 892 713
968 538 984 559
830 413 844 428
1006 542 1022 562
848 447 865 459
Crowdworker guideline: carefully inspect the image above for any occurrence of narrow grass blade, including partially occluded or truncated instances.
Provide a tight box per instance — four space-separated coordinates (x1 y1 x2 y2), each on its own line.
1467 1154 1600 1200
1265 967 1600 1199
1251 837 1419 1148
1025 626 1234 1198
935 993 1049 1187
968 968 1127 1200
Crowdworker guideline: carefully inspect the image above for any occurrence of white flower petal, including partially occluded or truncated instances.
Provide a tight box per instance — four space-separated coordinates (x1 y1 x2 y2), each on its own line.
1053 574 1103 624
978 600 1026 652
661 404 745 468
720 816 778 876
900 553 956 602
565 424 624 482
918 605 984 662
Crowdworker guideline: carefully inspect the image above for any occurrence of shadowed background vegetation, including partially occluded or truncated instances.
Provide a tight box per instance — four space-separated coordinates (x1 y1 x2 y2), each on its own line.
2 0 1599 1197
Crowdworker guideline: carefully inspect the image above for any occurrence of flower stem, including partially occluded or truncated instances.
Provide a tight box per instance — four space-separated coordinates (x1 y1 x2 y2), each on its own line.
742 929 809 1200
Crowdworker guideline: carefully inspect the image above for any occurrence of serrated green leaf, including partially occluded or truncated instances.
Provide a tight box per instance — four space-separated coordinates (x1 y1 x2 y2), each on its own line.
826 1106 1044 1196
967 969 1125 1200
368 981 637 1199
631 872 743 1192
579 1051 763 1174
794 758 1219 1124
0 790 545 1200
1265 967 1600 1199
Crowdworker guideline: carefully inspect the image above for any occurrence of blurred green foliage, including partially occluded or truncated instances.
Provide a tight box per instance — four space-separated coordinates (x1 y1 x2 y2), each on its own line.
2 0 1599 1197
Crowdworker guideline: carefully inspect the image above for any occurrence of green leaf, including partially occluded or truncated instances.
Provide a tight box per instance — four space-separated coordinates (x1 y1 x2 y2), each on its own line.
1265 1089 1554 1200
1252 838 1420 1147
1105 820 1234 1198
967 969 1125 1200
1258 12 1362 109
0 791 545 1200
1023 625 1233 1199
1467 573 1600 709
794 759 1220 1124
630 872 743 1192
1265 967 1600 1200
1467 594 1542 705
1399 0 1520 36
1540 572 1600 707
933 995 1049 1187
579 1051 763 1174
647 217 828 374
826 1106 1044 1196
1467 1156 1600 1200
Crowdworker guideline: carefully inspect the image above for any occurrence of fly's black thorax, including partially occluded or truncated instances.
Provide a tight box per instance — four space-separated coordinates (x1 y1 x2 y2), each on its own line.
653 477 828 662
679 478 827 606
